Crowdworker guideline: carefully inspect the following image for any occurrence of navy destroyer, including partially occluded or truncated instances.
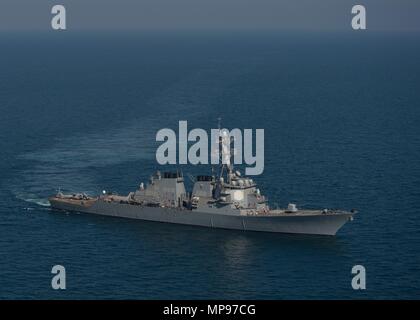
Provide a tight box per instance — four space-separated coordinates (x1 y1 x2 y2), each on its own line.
50 121 355 235
49 157 355 236
49 171 354 235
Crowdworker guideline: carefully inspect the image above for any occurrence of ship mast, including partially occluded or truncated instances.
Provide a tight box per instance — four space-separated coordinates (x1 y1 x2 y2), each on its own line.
214 117 235 186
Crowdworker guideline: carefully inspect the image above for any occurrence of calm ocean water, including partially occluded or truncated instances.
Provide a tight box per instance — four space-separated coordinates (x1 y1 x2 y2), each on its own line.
0 31 419 299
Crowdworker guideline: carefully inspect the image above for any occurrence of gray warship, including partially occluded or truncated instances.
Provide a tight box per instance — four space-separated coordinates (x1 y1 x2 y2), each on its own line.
49 148 355 236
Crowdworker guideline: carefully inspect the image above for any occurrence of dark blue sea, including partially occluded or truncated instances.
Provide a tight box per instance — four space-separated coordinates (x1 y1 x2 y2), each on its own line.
0 31 419 299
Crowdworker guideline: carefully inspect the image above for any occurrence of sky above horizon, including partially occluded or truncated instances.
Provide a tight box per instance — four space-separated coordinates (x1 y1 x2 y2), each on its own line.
0 0 419 32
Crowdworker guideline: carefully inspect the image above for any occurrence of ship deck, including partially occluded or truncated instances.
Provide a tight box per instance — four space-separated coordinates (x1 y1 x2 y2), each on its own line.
248 209 351 217
49 197 98 207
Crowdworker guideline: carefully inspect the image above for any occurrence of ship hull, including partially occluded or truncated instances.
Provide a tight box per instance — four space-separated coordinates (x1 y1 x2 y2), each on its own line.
49 198 353 236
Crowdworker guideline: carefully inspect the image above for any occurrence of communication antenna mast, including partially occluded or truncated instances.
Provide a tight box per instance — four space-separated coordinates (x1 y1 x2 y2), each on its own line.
212 117 223 180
